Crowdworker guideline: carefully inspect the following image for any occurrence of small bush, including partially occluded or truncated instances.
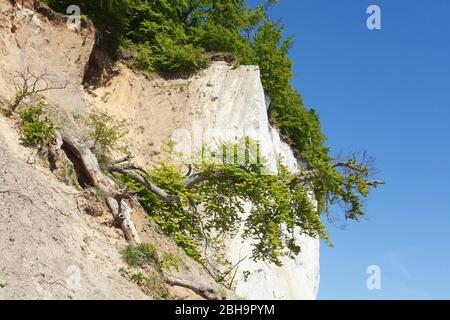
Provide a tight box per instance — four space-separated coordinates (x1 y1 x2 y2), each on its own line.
161 253 186 273
122 244 159 268
87 108 126 156
19 100 55 147
129 272 170 300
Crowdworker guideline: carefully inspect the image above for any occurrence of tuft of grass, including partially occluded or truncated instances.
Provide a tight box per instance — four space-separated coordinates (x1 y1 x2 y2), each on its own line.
129 272 170 300
122 244 159 268
161 253 187 273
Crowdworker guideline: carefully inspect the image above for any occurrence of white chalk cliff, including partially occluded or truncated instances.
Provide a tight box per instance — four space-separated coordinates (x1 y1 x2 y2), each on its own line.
90 62 322 300
175 63 321 300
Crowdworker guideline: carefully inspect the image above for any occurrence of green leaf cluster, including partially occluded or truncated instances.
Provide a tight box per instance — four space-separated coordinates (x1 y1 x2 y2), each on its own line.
19 100 56 147
122 243 159 267
114 140 331 266
87 108 127 156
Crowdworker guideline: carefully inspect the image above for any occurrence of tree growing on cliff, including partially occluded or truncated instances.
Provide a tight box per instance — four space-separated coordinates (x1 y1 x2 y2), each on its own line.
110 139 383 269
40 0 384 269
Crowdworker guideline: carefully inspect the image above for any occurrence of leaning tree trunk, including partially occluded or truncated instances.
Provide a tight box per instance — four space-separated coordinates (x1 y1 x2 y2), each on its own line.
61 134 141 244
164 273 222 300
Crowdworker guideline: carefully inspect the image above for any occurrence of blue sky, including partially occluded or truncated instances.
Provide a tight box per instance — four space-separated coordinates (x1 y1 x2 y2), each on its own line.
256 0 450 299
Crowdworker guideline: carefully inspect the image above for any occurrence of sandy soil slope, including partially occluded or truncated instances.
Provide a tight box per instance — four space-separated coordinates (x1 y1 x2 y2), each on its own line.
0 115 149 299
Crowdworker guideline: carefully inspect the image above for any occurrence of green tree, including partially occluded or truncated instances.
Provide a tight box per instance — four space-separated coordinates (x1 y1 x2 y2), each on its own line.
44 0 383 267
44 0 131 43
87 108 127 156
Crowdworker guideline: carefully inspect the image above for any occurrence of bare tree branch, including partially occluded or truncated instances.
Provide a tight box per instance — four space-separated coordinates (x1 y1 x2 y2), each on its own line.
182 171 226 188
113 163 154 180
367 180 385 188
111 155 134 165
333 160 365 173
109 166 180 202
8 67 70 111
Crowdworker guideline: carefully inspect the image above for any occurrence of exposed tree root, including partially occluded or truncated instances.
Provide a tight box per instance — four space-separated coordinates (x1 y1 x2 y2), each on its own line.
60 133 141 244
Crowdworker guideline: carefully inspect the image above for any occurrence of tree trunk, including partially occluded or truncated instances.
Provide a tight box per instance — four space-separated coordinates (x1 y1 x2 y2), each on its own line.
61 133 141 244
164 273 222 300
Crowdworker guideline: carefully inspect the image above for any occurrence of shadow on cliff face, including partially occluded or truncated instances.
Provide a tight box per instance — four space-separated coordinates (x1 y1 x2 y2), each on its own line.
82 36 119 89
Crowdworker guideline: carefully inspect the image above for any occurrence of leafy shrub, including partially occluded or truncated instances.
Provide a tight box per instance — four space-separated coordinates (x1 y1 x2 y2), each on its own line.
122 244 159 268
161 253 185 272
19 100 56 147
128 272 170 300
191 22 251 63
121 243 171 299
121 244 171 299
87 108 127 156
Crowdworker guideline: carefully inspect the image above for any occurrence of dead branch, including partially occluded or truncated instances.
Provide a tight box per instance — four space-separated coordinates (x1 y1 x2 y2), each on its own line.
163 273 222 300
111 155 134 165
9 67 70 111
61 133 140 244
184 164 192 177
367 180 385 188
333 160 365 173
112 163 154 180
0 189 19 194
222 255 248 289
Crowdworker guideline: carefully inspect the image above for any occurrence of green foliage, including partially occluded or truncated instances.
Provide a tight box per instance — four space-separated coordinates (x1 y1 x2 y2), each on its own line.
121 244 171 299
135 35 208 75
43 0 130 44
246 20 294 97
116 163 204 262
19 100 56 147
122 243 159 268
191 22 252 63
128 272 171 299
115 140 331 266
9 90 29 112
44 0 274 76
245 19 376 221
161 253 186 272
87 108 126 156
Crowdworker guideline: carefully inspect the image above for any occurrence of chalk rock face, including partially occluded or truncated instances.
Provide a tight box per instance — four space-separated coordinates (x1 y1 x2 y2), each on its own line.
179 62 321 300
85 61 321 299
